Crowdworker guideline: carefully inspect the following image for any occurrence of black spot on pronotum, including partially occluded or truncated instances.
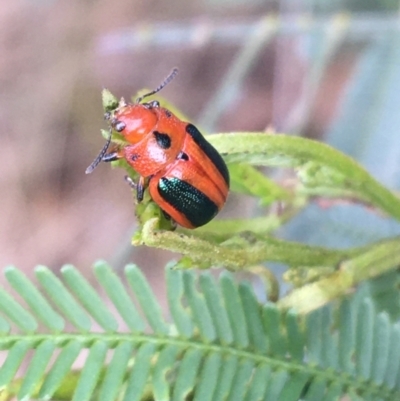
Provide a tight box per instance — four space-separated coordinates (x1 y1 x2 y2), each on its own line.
153 131 172 149
131 154 140 161
165 109 172 118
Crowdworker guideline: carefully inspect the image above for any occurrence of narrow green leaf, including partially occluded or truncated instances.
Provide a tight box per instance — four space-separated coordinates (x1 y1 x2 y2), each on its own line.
123 343 156 401
306 309 323 365
5 266 64 332
285 310 304 361
210 133 400 221
371 312 390 385
0 287 37 333
193 216 288 240
351 390 380 401
227 360 254 401
125 264 169 335
213 356 238 401
346 391 363 401
396 359 400 391
166 269 193 338
243 364 271 401
193 353 222 401
94 261 145 332
367 271 400 321
183 272 216 342
199 273 233 345
35 265 91 332
38 340 82 400
0 314 10 334
61 265 118 332
302 378 327 401
221 272 248 348
355 299 374 380
98 341 134 401
338 297 355 374
18 340 56 400
384 323 400 389
277 371 310 401
321 380 342 401
262 304 285 357
72 341 108 401
320 308 338 370
171 349 203 401
102 88 119 112
152 345 181 401
264 370 289 401
355 393 381 401
228 163 290 205
238 283 267 353
0 340 31 388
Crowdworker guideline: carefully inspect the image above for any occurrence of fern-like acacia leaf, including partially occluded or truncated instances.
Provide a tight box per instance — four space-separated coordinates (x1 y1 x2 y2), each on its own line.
0 263 398 401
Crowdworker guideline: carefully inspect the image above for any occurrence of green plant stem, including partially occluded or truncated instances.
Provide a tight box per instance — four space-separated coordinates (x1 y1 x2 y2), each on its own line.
135 218 358 270
278 237 400 314
179 202 304 243
208 133 400 221
246 265 280 302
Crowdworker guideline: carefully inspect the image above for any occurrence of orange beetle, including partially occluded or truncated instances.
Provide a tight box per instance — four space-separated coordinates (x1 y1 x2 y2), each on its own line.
87 69 229 228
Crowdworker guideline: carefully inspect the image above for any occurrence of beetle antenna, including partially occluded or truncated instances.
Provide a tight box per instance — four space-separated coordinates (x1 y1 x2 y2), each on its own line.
85 130 112 174
136 68 178 104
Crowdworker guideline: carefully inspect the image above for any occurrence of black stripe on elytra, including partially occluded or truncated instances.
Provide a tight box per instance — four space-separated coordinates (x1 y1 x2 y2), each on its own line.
157 177 218 227
185 124 230 186
153 131 172 149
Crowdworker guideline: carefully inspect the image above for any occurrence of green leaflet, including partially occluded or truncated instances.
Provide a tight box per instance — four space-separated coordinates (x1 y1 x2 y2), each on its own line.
0 264 397 401
208 132 400 221
228 163 290 205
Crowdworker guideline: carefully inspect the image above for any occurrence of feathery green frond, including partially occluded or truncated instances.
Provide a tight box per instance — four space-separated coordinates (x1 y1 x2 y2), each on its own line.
0 264 398 401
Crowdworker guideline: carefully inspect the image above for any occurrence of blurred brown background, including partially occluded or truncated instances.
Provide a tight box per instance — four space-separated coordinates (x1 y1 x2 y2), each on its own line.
3 0 400 281
1 1 273 276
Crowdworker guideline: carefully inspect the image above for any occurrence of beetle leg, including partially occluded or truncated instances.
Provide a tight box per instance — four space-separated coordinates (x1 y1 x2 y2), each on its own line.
161 210 177 230
136 176 145 202
124 175 137 190
124 175 145 203
161 210 171 221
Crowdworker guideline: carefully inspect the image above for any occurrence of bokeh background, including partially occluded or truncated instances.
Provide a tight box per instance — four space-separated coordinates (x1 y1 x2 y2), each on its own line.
2 0 400 286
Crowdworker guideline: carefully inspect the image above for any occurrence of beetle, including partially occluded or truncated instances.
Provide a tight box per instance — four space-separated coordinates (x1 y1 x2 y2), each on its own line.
86 68 230 229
